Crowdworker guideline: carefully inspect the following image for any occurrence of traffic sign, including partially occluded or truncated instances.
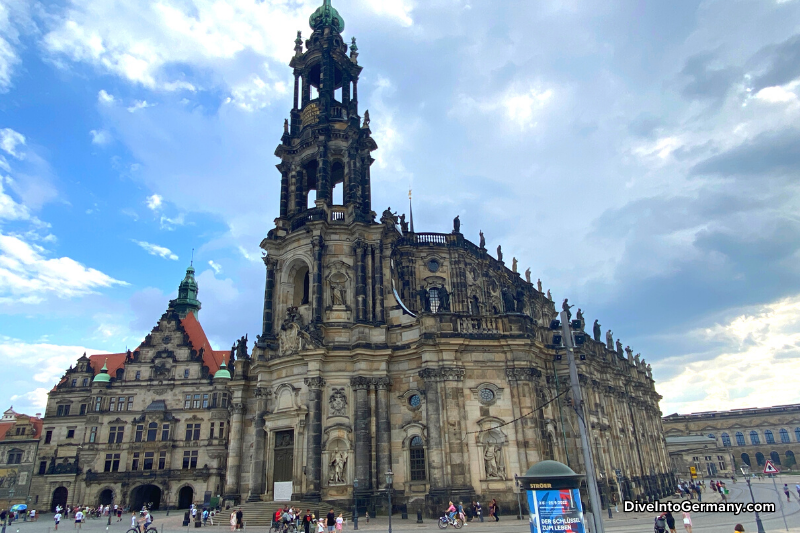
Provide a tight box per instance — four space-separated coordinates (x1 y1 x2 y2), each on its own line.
763 460 779 475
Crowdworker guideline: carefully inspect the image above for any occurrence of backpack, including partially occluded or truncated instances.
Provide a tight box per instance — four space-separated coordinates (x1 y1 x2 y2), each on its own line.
655 517 666 530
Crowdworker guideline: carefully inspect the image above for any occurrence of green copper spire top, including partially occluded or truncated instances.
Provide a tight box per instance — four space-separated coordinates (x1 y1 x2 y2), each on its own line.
213 361 231 381
171 264 202 318
93 359 111 383
309 0 345 32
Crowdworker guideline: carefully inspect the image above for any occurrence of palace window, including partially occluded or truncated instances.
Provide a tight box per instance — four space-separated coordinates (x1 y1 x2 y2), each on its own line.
135 424 144 442
108 426 124 444
127 396 134 411
118 397 126 411
780 428 790 443
44 430 52 444
202 394 209 408
7 451 22 464
185 423 201 441
158 451 166 470
183 450 198 469
210 423 215 439
162 424 170 441
94 397 102 412
147 422 158 442
66 429 75 439
765 430 775 444
192 395 201 409
409 436 426 481
135 371 141 380
185 394 192 409
795 428 800 442
143 451 154 470
38 461 47 475
132 452 140 471
79 404 87 415
719 461 726 471
735 432 745 446
221 393 229 408
71 379 77 387
109 398 116 411
707 433 715 439
56 404 71 417
82 378 89 387
184 369 190 378
721 433 731 447
89 427 97 443
750 431 760 445
429 288 440 313
104 453 120 472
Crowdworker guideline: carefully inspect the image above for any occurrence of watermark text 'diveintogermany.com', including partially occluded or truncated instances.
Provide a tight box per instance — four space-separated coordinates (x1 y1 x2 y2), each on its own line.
623 500 776 515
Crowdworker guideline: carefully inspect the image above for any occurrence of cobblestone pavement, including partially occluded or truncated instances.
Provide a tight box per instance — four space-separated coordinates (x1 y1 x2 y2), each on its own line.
4 476 800 533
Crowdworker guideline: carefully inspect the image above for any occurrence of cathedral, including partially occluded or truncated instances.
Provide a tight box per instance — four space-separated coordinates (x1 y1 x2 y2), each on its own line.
30 0 673 517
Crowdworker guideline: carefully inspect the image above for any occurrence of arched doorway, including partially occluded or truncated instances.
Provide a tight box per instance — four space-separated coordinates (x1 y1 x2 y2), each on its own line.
755 452 765 466
131 484 162 511
178 486 194 509
770 451 781 465
741 453 751 466
98 489 114 506
52 486 68 512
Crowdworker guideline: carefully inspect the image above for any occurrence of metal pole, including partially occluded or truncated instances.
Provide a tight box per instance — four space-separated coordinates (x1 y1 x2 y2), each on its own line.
515 479 522 520
745 476 766 533
353 479 358 531
550 361 571 467
769 476 788 531
387 488 392 533
561 311 604 533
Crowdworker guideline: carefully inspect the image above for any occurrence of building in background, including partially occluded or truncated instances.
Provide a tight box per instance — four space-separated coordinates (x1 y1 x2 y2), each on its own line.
663 404 800 479
0 407 43 507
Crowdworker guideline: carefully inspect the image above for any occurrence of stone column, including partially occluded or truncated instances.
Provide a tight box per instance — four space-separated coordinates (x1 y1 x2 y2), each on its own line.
293 71 300 110
366 245 374 322
374 377 391 485
294 171 305 214
354 242 366 322
316 142 330 204
440 367 469 488
224 403 245 500
419 369 445 490
312 236 324 323
374 242 384 324
279 164 289 218
304 377 325 499
351 376 372 490
247 389 269 501
262 257 276 338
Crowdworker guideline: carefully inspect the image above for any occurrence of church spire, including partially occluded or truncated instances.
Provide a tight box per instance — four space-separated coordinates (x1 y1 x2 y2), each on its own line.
170 264 202 318
309 0 345 33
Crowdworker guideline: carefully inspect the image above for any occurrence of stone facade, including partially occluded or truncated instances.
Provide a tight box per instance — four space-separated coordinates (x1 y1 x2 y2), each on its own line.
30 0 673 516
663 404 800 479
0 408 42 507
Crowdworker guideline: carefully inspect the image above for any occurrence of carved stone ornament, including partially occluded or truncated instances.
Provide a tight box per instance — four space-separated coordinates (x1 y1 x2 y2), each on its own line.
329 388 348 417
328 447 348 485
418 366 465 382
505 367 542 382
305 377 326 390
278 307 322 356
350 376 371 390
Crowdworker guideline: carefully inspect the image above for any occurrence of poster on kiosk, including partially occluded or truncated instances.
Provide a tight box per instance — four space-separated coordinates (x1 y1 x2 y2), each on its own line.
527 488 586 533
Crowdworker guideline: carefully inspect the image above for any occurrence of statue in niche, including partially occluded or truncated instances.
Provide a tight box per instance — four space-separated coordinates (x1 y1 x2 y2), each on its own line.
453 215 461 233
329 388 347 417
593 320 602 342
512 257 518 273
483 444 506 480
329 450 347 484
496 245 503 262
515 287 527 314
279 323 302 356
331 282 346 306
479 230 485 249
606 330 614 350
417 287 430 312
439 286 451 311
525 268 531 283
501 288 515 313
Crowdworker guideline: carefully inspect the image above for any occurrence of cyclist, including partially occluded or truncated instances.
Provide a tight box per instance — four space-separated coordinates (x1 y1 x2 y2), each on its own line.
446 502 457 523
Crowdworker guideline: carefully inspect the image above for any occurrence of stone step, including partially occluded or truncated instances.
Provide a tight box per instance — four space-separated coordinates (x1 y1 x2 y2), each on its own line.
226 501 353 526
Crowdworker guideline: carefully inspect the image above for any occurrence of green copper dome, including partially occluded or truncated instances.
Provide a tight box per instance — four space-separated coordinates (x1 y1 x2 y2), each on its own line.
309 0 344 32
171 264 202 318
214 362 231 381
93 359 111 383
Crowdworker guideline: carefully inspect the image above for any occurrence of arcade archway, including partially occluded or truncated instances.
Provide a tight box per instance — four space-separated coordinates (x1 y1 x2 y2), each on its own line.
178 486 194 509
52 487 68 512
98 488 114 506
131 484 162 511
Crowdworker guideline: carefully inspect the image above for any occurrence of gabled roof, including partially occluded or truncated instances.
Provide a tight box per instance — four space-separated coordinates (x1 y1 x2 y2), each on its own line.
179 311 228 374
89 353 128 378
0 413 43 441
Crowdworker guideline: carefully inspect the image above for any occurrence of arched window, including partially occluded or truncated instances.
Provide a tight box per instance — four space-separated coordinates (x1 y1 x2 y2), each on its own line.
741 453 751 466
429 288 440 313
293 265 310 306
765 430 775 444
707 433 715 439
147 422 158 442
750 431 760 445
770 451 781 465
786 451 796 468
736 432 745 446
755 452 765 466
721 433 731 447
471 296 480 316
409 436 426 481
795 428 800 442
780 429 790 443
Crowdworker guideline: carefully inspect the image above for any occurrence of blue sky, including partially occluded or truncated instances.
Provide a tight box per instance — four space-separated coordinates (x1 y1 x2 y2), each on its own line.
2 0 800 416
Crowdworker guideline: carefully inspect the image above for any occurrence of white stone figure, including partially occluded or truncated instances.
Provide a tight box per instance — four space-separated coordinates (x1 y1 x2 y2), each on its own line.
329 450 347 484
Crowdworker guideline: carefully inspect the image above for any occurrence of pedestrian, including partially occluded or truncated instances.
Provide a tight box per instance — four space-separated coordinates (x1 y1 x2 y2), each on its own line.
365 511 369 524
303 510 312 533
316 517 325 533
327 508 336 533
695 484 702 502
682 511 692 533
490 499 499 522
74 508 84 530
30 509 36 522
230 510 237 532
336 513 343 532
457 502 466 524
236 507 243 530
55 510 62 531
611 492 619 512
734 524 744 533
784 484 790 502
796 484 800 500
665 511 676 533
203 508 209 526
475 501 483 522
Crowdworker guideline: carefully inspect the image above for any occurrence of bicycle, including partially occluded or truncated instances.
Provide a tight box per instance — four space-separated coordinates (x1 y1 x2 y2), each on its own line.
269 521 298 533
437 514 463 529
126 523 157 533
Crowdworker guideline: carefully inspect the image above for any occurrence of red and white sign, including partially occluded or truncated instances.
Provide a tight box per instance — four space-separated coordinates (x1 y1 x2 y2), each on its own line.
763 460 780 475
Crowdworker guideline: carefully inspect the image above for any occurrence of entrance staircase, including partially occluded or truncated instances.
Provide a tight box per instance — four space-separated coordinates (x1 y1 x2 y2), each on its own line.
232 501 353 528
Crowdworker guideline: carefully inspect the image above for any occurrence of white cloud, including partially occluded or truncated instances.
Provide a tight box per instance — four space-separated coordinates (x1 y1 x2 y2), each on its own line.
0 127 25 158
146 194 162 211
97 89 115 105
127 100 155 113
503 87 553 129
0 0 30 93
363 0 414 27
754 85 798 104
656 294 800 414
9 388 49 410
451 84 554 131
208 259 222 274
133 239 179 260
159 213 185 230
0 232 127 303
0 176 31 222
89 129 112 145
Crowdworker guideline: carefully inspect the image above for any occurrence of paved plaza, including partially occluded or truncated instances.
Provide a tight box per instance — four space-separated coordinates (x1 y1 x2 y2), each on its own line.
4 476 800 533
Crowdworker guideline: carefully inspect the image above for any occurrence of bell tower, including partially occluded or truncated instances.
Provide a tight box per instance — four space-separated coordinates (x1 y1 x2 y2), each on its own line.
273 0 378 230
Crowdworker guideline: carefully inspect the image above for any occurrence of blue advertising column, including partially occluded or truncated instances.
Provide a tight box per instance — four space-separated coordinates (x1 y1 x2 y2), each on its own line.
517 461 588 533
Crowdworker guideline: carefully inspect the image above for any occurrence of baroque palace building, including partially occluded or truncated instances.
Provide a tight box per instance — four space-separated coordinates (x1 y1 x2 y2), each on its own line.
31 0 672 515
0 407 43 507
663 403 800 479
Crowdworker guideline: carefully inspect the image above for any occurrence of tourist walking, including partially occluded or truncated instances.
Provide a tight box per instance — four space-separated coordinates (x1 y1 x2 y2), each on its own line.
303 510 312 533
682 511 692 533
735 525 744 533
335 513 343 532
475 502 483 522
229 510 236 532
236 508 243 530
490 499 499 522
74 509 84 529
783 484 790 502
665 511 676 533
326 509 336 533
54 510 62 531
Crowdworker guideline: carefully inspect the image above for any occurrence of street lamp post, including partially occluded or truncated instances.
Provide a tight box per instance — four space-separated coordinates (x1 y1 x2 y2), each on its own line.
514 477 522 520
353 479 359 531
385 470 393 533
741 466 766 533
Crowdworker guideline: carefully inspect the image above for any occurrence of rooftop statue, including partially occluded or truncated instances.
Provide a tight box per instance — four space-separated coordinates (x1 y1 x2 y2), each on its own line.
453 215 461 233
496 245 503 262
525 268 531 283
512 257 518 273
593 320 601 342
479 230 486 249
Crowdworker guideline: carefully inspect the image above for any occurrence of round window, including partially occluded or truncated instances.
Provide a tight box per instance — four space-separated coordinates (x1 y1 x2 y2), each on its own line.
408 394 421 408
427 259 440 273
479 388 495 404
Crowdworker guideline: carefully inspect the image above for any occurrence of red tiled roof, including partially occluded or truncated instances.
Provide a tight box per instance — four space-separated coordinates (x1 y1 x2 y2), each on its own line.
180 312 227 374
0 415 43 441
88 353 128 377
0 422 13 441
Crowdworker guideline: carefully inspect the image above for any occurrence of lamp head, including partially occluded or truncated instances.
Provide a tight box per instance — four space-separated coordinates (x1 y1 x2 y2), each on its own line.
385 469 394 485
